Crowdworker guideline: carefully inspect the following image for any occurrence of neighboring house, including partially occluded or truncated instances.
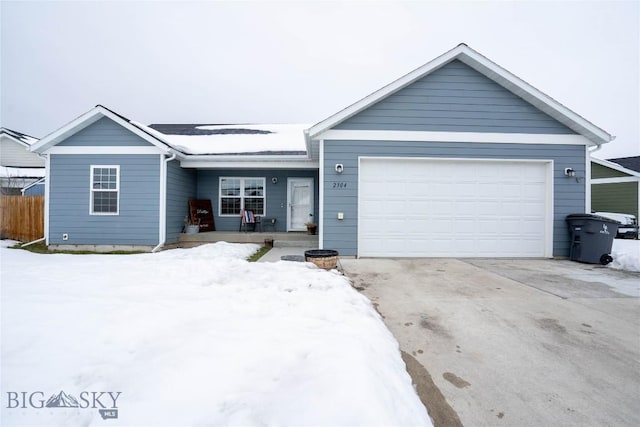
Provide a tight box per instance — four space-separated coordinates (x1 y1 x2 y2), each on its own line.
31 44 613 257
0 127 44 195
591 157 640 219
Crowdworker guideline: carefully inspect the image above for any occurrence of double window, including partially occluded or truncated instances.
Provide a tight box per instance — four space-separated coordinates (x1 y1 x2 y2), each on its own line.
219 177 265 216
90 165 119 215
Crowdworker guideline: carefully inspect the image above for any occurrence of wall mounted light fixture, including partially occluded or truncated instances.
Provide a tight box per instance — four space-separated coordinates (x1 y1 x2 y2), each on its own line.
564 168 576 177
272 177 278 184
335 163 344 174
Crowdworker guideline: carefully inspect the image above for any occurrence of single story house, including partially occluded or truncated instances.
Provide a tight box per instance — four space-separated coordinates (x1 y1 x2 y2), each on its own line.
0 127 45 195
591 157 640 218
30 44 614 257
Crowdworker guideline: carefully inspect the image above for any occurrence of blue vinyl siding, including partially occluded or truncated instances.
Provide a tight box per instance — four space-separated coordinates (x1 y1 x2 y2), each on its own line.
336 60 576 134
196 169 319 232
166 161 197 243
23 182 45 196
49 154 160 245
58 117 153 147
323 140 586 257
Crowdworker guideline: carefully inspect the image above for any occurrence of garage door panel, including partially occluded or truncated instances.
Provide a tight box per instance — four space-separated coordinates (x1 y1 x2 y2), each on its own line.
359 158 549 257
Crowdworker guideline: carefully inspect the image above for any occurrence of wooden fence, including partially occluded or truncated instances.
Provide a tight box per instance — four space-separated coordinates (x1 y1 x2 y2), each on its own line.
0 196 45 242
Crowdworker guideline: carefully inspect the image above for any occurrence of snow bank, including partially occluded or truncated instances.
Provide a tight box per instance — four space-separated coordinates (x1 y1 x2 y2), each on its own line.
610 239 640 272
0 242 430 426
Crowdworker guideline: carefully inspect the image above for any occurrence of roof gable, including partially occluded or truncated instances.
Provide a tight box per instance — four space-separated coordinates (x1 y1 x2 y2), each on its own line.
30 105 172 154
591 157 640 178
308 44 613 145
333 59 576 134
0 127 38 148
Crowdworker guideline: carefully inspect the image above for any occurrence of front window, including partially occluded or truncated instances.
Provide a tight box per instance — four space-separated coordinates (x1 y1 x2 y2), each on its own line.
90 165 119 215
219 177 265 216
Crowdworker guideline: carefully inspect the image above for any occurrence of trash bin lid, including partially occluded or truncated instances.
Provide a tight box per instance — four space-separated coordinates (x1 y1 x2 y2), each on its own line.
566 213 621 224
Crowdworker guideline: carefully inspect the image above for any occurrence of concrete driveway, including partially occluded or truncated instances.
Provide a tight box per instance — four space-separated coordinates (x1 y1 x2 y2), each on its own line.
340 258 640 427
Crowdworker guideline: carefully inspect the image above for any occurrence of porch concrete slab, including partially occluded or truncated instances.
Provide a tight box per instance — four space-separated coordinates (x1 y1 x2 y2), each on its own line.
340 258 640 427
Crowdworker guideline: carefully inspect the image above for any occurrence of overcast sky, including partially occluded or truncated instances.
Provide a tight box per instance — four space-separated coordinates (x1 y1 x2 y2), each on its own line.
1 0 638 159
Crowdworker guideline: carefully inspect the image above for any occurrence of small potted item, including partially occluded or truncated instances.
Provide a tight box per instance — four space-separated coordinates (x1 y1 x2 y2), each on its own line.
184 216 200 234
304 222 318 235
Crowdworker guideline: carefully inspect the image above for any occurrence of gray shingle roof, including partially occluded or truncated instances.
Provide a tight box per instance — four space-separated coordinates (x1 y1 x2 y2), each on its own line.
608 156 640 173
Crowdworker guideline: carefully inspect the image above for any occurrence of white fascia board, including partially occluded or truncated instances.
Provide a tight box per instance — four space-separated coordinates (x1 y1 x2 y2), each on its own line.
47 146 165 155
180 159 319 169
308 45 465 139
591 177 640 184
317 129 591 145
591 157 640 178
30 106 171 154
455 50 613 145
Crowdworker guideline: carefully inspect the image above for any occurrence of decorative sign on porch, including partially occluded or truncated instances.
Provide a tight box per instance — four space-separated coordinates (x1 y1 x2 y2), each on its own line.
188 199 215 231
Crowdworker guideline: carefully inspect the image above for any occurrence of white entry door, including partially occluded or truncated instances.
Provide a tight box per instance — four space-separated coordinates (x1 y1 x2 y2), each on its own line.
287 178 314 231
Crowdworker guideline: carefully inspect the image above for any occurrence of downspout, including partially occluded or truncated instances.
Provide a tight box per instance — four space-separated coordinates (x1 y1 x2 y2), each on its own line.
152 152 177 253
585 143 603 213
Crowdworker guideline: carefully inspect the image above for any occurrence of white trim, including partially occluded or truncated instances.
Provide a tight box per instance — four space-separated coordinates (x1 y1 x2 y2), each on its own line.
30 105 172 154
317 129 591 145
308 45 613 145
48 146 164 155
20 177 45 195
181 160 319 169
158 155 166 249
218 177 267 217
318 140 325 249
89 165 120 215
185 154 311 162
44 154 50 245
546 160 555 258
357 156 554 258
591 157 640 178
585 146 591 213
286 177 314 232
592 177 640 184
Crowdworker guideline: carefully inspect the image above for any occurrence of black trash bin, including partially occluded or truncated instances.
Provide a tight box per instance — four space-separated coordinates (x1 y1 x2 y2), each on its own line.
566 214 621 265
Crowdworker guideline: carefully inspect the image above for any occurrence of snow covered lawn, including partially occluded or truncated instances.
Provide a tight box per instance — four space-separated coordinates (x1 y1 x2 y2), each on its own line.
610 239 640 272
0 242 430 426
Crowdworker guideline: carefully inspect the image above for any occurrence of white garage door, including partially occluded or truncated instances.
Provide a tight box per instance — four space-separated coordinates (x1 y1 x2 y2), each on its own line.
359 158 551 257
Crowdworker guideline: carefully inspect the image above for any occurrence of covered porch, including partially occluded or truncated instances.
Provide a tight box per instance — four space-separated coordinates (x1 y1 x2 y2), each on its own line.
176 231 319 249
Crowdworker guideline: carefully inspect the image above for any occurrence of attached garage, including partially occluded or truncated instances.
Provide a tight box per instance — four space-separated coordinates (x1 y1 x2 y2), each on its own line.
309 44 614 258
358 158 553 258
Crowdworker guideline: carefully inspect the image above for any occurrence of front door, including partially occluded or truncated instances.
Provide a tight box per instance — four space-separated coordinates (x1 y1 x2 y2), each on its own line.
287 178 314 231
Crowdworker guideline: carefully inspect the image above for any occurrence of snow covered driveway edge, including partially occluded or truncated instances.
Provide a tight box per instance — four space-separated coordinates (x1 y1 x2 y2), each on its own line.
610 239 640 272
0 242 431 426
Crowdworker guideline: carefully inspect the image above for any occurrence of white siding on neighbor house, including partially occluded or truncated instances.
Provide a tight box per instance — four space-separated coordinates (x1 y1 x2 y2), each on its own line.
0 136 44 167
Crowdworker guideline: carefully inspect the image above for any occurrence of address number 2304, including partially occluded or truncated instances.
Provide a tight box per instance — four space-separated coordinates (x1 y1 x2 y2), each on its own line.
332 182 347 189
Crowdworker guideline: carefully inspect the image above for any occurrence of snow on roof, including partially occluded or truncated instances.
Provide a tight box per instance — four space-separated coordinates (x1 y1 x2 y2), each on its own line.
0 127 39 146
144 123 309 155
1 166 45 178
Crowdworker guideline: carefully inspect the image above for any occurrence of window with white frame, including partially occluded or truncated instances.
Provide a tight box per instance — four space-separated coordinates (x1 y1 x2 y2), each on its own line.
219 177 265 216
90 165 119 215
